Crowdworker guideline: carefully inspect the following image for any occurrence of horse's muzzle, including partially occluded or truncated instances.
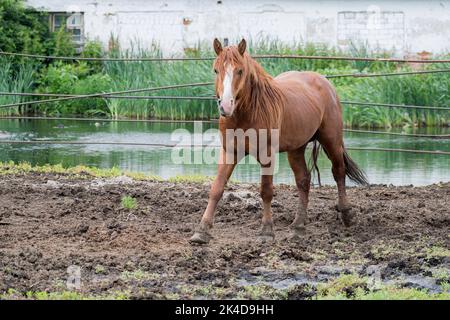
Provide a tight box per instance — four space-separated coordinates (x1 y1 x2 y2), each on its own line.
217 98 233 117
219 105 228 117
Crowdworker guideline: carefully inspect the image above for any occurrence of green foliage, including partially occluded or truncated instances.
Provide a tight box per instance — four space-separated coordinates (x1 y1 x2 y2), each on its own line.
71 73 112 116
52 26 76 57
103 42 216 120
82 40 104 73
1 288 130 300
339 66 450 128
102 40 449 125
0 57 35 116
1 33 449 127
121 195 137 210
0 0 49 55
36 61 111 115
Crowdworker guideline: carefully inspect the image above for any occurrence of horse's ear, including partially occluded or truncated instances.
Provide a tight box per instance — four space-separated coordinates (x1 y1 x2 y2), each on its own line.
238 39 247 56
213 38 223 56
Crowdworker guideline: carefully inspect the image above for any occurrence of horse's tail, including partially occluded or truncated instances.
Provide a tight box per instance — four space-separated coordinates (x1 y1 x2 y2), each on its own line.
342 146 369 186
309 141 368 186
309 140 322 186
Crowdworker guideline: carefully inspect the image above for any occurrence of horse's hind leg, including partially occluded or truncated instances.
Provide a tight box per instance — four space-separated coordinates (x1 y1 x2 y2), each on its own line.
318 137 354 226
287 146 311 238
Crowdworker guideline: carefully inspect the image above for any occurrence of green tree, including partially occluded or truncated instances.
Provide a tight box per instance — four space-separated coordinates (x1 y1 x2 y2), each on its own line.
0 0 49 54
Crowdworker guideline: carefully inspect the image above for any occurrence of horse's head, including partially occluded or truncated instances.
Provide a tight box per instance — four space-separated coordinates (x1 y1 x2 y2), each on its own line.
213 38 248 117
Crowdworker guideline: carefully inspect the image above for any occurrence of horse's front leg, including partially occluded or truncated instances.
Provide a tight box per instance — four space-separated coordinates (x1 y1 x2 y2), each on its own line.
258 173 275 242
190 150 236 244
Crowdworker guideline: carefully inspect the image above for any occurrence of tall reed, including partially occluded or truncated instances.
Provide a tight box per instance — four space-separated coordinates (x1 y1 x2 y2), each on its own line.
338 65 450 128
0 58 35 116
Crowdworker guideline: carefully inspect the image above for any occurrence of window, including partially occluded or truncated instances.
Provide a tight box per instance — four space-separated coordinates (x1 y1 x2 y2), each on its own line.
49 12 84 51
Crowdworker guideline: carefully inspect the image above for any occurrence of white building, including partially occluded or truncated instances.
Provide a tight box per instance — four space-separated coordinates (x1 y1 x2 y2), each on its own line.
26 0 450 56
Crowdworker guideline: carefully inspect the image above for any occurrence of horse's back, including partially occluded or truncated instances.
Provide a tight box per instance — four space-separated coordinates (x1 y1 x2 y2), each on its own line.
275 71 335 96
274 71 341 151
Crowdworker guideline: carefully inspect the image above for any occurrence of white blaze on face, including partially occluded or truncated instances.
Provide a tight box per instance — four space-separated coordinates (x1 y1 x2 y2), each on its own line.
220 65 234 114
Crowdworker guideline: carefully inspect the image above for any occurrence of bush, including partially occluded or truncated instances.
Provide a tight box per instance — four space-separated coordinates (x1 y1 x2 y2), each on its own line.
81 40 104 73
0 0 49 54
36 61 111 115
52 26 76 57
71 73 112 116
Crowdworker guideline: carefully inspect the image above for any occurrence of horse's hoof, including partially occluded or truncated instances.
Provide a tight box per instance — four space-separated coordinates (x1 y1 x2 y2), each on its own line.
189 231 212 245
257 224 275 243
340 211 356 227
336 204 355 227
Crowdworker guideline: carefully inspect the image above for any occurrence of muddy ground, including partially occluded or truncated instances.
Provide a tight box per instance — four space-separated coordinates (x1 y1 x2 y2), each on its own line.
0 173 448 299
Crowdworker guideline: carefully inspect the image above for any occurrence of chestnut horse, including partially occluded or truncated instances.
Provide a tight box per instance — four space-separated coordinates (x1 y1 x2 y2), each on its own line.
190 39 368 244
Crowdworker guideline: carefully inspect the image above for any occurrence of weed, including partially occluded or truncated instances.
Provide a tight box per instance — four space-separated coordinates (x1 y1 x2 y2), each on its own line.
121 195 137 210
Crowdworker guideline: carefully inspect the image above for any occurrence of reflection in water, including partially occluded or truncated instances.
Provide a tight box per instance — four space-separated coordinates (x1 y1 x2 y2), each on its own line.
0 119 448 186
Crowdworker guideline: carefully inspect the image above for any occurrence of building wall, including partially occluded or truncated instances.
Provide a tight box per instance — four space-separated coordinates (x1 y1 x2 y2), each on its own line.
25 0 450 56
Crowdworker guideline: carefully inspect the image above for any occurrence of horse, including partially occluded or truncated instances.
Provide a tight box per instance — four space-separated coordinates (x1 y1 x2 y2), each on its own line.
190 38 368 244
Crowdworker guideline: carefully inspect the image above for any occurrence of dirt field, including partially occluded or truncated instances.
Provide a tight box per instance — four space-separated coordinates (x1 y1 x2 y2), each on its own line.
0 172 449 299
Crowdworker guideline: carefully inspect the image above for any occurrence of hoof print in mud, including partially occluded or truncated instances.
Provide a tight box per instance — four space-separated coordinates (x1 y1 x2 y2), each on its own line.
289 233 305 242
257 233 275 243
189 231 212 245
288 226 307 242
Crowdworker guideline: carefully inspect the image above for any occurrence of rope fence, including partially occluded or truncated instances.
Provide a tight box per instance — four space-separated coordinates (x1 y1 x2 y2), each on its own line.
1 92 449 111
1 50 450 64
0 82 214 109
326 68 450 79
0 140 448 156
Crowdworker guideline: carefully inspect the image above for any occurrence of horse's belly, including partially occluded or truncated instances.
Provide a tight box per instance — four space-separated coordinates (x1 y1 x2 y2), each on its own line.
276 72 332 151
278 99 324 151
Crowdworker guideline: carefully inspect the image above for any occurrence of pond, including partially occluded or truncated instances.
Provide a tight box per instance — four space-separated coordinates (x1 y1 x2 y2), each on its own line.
0 118 448 186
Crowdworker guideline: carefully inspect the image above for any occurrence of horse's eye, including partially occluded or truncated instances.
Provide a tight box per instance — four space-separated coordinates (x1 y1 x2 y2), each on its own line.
237 69 243 76
214 69 218 74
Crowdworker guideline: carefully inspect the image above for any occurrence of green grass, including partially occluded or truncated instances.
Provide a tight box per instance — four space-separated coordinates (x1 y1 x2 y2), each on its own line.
0 288 130 300
0 161 219 183
121 195 137 210
3 273 449 300
167 174 214 183
314 274 450 300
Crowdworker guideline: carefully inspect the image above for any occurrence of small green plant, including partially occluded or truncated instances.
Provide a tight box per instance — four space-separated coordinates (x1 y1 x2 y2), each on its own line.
432 268 449 283
426 246 450 259
120 269 159 281
94 264 106 274
121 195 137 210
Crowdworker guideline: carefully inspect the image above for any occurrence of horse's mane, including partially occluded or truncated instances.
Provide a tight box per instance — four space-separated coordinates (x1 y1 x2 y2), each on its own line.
218 48 285 129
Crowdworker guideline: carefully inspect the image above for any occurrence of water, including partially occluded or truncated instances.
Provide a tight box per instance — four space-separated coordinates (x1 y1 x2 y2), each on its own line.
0 119 448 186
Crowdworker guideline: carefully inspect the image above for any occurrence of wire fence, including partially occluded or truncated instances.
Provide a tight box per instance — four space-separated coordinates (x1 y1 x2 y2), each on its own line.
0 82 214 109
1 66 450 110
1 91 449 111
1 50 450 64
